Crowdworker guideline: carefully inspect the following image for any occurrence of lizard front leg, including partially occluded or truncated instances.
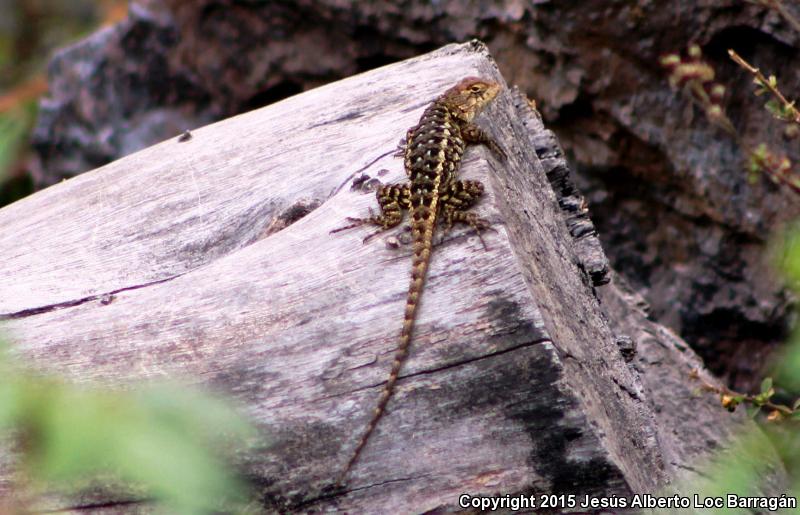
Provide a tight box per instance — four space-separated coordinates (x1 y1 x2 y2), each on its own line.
393 127 415 160
331 184 411 242
461 123 506 160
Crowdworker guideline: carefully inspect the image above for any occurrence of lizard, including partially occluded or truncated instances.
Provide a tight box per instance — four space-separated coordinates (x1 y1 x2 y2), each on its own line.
331 76 504 484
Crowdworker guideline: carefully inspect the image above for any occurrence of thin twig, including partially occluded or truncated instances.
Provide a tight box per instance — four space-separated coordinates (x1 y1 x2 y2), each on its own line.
728 49 800 125
773 0 800 33
749 0 800 34
691 369 795 415
749 148 800 195
687 81 738 137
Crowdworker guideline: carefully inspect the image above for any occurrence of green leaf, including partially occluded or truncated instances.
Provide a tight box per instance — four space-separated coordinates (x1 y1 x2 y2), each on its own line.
32 386 122 481
114 411 246 513
760 377 773 395
33 383 254 512
765 98 782 116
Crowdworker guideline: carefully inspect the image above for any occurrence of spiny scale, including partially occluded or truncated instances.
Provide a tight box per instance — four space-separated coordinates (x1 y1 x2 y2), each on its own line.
331 77 504 485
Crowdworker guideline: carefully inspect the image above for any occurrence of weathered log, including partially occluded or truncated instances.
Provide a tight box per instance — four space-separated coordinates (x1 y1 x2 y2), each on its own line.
0 41 781 513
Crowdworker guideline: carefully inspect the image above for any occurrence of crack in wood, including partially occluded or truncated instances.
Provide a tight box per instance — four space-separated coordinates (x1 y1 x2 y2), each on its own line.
0 274 183 320
316 336 552 403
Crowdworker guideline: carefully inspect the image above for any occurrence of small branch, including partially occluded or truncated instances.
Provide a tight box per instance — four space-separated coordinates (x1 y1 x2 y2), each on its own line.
661 45 800 196
682 79 800 195
748 144 800 196
772 0 800 33
690 369 797 419
728 49 800 126
686 81 738 138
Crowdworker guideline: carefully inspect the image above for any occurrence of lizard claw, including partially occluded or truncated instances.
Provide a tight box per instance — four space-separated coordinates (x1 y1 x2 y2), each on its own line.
471 218 495 251
489 141 507 161
330 217 364 234
393 138 407 158
475 231 489 251
362 231 382 244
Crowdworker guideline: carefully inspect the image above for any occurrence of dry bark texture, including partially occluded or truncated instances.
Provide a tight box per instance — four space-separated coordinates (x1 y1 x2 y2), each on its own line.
2 42 785 512
27 0 800 392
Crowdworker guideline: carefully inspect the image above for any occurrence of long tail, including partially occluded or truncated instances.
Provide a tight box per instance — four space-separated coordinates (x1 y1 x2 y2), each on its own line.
338 210 436 485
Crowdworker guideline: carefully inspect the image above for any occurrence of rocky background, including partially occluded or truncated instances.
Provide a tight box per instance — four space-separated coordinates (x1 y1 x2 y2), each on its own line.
25 0 800 391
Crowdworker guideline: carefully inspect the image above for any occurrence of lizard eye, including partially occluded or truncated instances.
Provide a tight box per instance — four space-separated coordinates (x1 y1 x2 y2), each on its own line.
469 84 484 93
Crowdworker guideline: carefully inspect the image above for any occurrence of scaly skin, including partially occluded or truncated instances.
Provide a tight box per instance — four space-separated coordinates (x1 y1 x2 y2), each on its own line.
332 77 504 484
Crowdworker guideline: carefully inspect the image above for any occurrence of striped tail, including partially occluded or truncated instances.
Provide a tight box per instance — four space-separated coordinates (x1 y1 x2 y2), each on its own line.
338 207 436 485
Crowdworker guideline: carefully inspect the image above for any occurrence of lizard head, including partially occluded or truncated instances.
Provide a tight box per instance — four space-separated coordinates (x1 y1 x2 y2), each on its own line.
442 77 501 121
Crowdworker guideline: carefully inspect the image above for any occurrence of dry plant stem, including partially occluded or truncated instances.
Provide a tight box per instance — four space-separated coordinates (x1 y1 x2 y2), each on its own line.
689 60 800 196
692 370 794 415
753 0 800 34
773 0 800 33
725 143 798 198
687 82 738 136
728 49 800 126
749 151 800 196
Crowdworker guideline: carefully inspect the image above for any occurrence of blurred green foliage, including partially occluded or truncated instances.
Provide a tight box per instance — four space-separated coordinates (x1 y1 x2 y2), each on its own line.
0 5 263 511
0 0 100 88
692 421 800 512
0 109 28 180
671 226 800 511
774 224 800 394
0 338 257 513
684 431 775 506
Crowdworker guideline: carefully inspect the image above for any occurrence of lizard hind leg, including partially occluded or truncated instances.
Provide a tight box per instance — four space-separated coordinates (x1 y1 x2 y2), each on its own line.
445 210 492 250
441 179 492 250
330 184 411 243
